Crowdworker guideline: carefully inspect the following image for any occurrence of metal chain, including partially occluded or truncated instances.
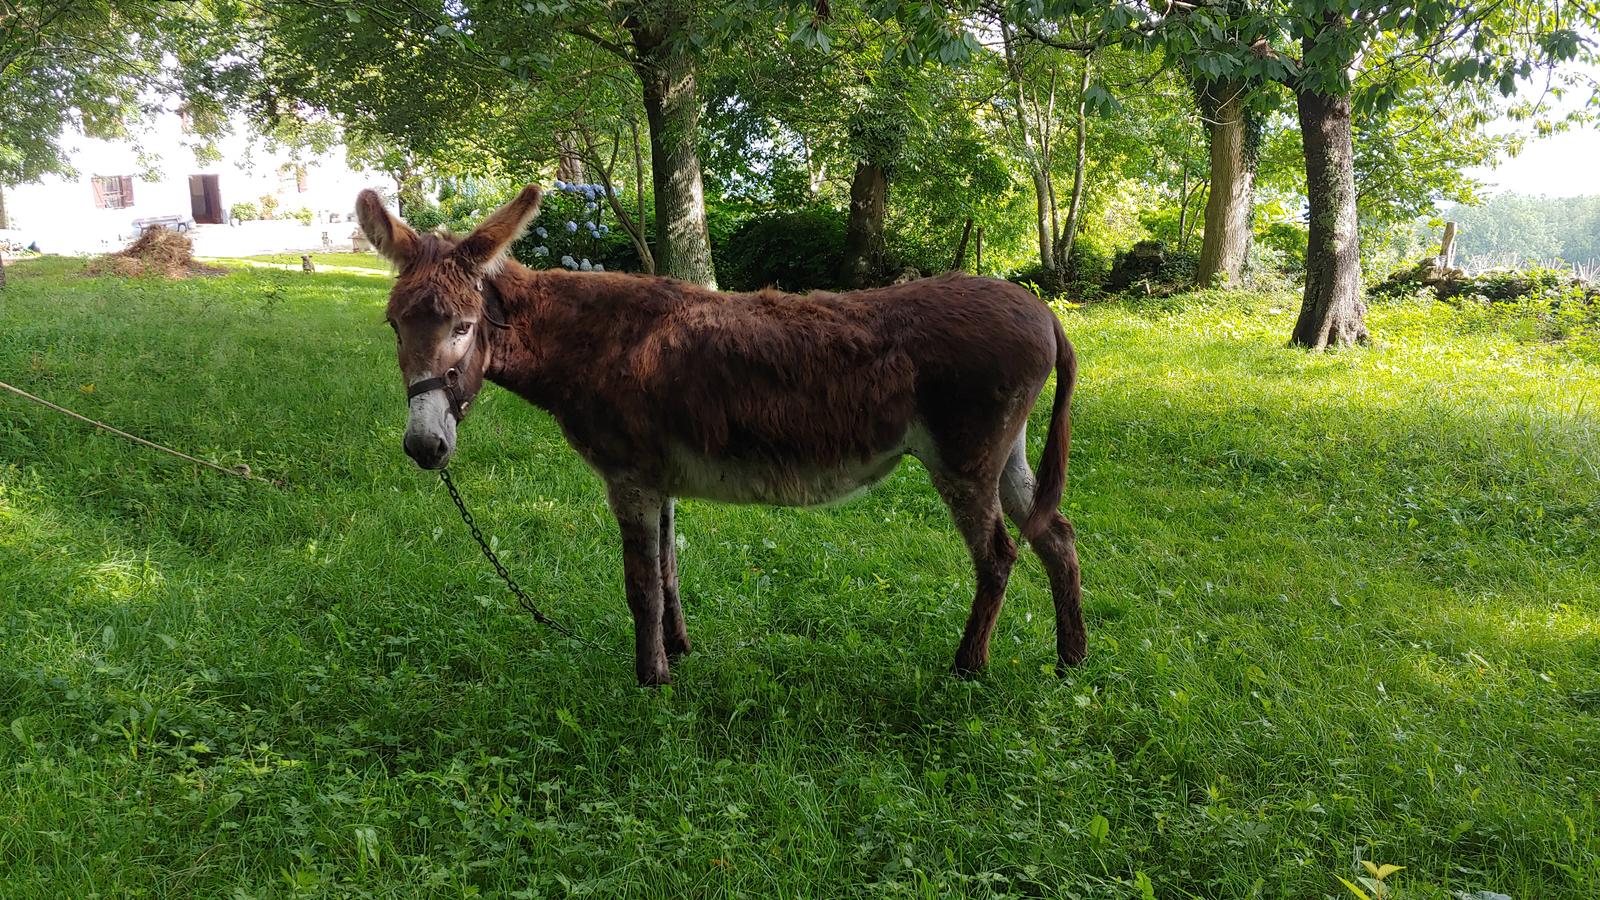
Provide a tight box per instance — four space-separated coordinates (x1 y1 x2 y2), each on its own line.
438 467 624 658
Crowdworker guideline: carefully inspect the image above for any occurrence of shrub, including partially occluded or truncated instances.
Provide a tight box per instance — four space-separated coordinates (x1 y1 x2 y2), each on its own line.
1256 222 1308 275
402 201 445 232
229 201 259 222
508 181 633 273
1103 240 1199 297
259 195 279 220
289 207 314 225
717 207 847 292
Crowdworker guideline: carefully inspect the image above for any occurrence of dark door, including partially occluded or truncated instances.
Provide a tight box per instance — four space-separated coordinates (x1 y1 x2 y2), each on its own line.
189 175 222 224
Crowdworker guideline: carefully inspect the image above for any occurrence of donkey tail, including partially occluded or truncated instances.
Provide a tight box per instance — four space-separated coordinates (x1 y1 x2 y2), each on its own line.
1023 314 1076 542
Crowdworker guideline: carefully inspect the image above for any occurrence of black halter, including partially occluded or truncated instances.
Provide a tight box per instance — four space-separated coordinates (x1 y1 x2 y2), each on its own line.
407 367 469 421
405 279 511 422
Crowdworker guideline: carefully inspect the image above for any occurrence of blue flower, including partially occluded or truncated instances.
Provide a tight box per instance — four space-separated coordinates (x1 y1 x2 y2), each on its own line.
560 254 575 269
579 259 593 271
554 179 566 191
565 221 577 233
596 224 609 235
534 226 547 238
593 263 605 272
532 245 549 257
585 201 597 212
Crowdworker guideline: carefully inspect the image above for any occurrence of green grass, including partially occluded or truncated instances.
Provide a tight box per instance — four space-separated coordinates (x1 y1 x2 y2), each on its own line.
198 251 393 274
2 257 1597 898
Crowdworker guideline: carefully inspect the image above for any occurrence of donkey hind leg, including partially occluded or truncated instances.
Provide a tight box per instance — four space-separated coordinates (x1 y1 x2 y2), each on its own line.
659 497 691 658
931 471 1018 676
999 430 1086 672
606 483 671 686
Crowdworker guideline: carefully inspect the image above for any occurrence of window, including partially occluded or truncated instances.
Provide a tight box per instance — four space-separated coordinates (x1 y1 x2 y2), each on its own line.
92 175 135 209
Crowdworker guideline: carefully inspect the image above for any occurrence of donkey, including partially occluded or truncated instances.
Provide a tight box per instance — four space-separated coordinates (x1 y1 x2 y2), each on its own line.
359 185 1084 685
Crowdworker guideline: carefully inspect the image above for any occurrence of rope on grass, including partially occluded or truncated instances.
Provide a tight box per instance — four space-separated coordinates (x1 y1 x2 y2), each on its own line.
0 378 281 486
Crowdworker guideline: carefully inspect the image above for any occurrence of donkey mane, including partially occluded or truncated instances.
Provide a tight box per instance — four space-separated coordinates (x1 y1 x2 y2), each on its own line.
385 232 485 322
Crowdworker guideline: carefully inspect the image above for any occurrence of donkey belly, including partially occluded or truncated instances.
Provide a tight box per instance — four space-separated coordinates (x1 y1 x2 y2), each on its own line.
665 443 907 506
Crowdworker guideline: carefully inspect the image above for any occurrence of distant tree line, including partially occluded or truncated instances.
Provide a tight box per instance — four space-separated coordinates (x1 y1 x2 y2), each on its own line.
1424 194 1600 271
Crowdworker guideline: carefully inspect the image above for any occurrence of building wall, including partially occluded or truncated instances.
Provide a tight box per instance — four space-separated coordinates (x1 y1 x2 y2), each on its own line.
4 113 389 255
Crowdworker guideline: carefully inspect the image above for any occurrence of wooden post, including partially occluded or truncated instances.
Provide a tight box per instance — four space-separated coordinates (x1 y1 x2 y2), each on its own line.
1440 221 1457 268
975 227 984 275
952 217 974 271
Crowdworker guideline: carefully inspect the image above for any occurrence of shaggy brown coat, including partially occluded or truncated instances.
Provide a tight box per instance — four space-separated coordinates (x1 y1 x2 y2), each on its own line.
360 185 1084 685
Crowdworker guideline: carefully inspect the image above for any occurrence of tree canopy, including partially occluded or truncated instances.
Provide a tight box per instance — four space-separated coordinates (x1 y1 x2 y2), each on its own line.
5 0 1599 343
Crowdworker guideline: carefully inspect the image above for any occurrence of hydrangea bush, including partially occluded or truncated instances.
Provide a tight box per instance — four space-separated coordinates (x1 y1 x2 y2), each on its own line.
510 180 625 273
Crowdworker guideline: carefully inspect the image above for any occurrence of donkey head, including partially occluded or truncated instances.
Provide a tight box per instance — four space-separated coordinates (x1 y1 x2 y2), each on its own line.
356 184 543 469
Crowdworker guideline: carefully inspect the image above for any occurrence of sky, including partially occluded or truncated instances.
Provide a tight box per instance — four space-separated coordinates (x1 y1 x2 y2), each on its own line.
1465 62 1600 198
1467 123 1600 198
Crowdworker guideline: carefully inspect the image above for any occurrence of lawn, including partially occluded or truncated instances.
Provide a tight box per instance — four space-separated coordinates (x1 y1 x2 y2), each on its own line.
195 251 393 275
1 257 1597 898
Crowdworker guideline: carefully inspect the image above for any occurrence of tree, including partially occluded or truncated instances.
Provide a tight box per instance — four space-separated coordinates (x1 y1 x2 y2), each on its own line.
0 2 220 290
210 1 850 288
1193 77 1261 286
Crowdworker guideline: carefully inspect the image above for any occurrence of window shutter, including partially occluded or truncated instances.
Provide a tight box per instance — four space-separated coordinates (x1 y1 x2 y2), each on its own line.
121 176 135 207
92 178 107 208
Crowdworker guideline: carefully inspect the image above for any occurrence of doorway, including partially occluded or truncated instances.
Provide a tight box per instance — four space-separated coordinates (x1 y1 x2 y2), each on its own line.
188 175 222 224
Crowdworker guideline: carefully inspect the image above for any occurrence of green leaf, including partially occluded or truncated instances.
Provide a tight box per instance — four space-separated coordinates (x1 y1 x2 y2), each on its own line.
1088 813 1109 844
1337 876 1374 900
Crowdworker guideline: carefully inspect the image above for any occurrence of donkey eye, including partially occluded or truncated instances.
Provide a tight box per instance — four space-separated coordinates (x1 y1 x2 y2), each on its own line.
454 322 472 336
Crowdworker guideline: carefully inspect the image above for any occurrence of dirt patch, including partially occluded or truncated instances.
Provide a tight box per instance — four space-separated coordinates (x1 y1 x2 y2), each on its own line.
84 227 226 278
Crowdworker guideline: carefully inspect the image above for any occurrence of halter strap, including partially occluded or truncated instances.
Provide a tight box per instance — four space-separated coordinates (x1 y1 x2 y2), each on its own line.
407 370 467 420
402 280 503 421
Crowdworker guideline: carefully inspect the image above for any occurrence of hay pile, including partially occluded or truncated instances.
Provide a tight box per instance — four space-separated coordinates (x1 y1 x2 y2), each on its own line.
85 226 224 278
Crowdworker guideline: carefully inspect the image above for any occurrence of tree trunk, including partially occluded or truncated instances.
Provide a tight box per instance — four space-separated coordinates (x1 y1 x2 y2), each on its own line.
840 159 887 288
1439 221 1457 268
953 217 974 271
631 10 717 288
1000 18 1056 280
0 185 8 229
1029 170 1055 275
975 227 983 274
1057 53 1092 275
1291 84 1368 349
555 131 587 184
0 251 7 292
1198 82 1257 287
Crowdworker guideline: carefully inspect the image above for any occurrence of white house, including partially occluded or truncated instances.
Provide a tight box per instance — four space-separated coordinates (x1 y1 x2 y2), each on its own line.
2 110 391 257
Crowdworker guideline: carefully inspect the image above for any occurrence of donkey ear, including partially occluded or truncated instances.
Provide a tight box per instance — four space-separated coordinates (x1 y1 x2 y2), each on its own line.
455 184 543 274
355 189 418 265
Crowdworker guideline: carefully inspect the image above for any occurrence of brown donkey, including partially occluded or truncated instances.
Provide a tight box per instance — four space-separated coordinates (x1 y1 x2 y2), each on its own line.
359 185 1084 685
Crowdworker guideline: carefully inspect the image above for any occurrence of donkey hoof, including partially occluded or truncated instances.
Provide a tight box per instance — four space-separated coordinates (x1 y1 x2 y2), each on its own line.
1056 643 1087 675
951 653 988 678
636 662 673 687
665 635 693 659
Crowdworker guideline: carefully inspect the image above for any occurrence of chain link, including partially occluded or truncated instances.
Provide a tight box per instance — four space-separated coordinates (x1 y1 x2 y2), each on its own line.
438 467 624 658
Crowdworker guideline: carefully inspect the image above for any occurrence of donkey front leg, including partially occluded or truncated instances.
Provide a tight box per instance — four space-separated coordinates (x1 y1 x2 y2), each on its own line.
659 498 691 658
607 483 671 686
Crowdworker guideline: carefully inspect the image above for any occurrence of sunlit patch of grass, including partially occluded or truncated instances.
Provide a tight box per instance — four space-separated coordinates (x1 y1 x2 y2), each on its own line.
0 262 1597 897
